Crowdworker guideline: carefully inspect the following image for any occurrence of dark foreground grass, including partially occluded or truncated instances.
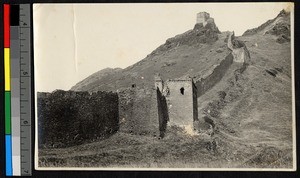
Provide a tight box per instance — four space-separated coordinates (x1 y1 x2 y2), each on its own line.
39 126 218 168
38 125 292 168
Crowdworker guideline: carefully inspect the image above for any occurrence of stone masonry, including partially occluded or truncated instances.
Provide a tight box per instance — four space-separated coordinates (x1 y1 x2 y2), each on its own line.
155 75 198 126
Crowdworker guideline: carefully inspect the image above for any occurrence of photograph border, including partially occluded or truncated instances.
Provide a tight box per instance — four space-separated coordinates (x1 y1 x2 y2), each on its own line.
27 0 299 174
33 2 297 172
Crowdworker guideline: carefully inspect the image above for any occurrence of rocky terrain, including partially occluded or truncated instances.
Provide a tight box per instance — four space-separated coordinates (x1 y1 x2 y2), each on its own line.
243 10 291 43
39 10 293 169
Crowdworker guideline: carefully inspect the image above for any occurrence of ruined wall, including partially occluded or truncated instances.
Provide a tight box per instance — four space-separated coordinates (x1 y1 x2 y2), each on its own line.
192 82 198 122
119 79 197 136
118 88 135 132
227 32 251 63
194 32 249 97
118 87 160 136
155 75 164 91
156 88 169 137
232 48 250 63
37 90 119 148
195 53 234 97
165 80 195 126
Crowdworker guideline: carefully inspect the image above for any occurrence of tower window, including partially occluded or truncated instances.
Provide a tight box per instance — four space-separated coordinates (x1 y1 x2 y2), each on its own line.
180 87 184 95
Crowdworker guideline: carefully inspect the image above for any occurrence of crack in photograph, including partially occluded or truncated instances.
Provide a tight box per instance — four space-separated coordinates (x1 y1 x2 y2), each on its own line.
34 2 296 170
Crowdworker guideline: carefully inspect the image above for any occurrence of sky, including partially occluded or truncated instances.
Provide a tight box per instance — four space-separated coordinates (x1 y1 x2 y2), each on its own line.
33 3 293 92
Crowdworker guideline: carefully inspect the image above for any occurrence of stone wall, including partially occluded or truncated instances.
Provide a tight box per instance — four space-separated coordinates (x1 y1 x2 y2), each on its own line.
195 53 234 97
192 82 198 122
37 90 119 148
227 32 251 63
156 88 169 137
118 78 199 138
118 87 160 136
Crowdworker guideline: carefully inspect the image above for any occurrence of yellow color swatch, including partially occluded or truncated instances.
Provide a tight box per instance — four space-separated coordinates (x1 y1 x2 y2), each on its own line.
4 48 10 91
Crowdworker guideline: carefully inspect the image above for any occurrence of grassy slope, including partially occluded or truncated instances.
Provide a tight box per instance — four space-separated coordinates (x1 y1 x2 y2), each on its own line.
70 32 230 92
39 127 219 168
71 68 122 91
39 33 292 169
198 33 292 168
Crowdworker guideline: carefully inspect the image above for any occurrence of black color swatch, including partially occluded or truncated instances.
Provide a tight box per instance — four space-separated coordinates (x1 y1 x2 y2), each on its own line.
10 5 19 26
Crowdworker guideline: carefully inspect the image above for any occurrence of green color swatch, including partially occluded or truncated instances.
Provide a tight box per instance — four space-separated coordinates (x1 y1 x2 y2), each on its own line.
5 91 11 134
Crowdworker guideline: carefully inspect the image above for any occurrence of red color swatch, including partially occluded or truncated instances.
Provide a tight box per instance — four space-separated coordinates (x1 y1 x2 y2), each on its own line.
4 4 10 48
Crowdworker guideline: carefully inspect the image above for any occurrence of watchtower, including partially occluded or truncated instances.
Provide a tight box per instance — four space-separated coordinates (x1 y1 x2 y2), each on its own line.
156 76 198 126
165 78 198 126
196 12 210 25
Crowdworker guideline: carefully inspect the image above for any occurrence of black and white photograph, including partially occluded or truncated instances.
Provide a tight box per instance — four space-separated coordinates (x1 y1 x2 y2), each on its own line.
34 2 295 170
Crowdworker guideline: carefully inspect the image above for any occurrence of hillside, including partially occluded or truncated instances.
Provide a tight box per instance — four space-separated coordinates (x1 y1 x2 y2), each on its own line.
71 16 228 92
40 10 293 169
243 10 291 43
71 67 122 91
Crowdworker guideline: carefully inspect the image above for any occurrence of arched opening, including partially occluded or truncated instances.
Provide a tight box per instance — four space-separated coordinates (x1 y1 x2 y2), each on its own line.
180 87 184 95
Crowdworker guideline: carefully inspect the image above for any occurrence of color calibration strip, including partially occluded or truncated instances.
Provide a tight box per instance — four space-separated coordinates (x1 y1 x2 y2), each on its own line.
4 4 13 176
4 4 32 176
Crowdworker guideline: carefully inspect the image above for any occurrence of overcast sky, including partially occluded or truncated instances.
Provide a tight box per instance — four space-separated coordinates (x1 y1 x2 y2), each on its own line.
33 3 292 92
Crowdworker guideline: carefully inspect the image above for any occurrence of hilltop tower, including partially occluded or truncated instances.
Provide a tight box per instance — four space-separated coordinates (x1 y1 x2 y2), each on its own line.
195 12 219 34
196 12 210 26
